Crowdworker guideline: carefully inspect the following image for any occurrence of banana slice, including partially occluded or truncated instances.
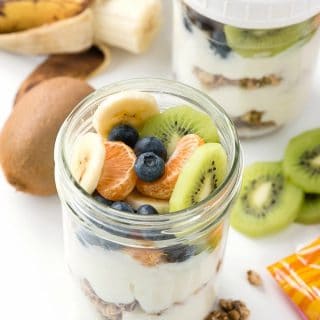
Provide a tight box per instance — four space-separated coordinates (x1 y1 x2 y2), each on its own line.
93 90 160 138
126 190 169 214
93 0 162 54
70 132 106 194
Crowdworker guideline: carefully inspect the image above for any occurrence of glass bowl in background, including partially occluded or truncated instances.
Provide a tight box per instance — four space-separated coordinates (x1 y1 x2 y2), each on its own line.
173 0 320 138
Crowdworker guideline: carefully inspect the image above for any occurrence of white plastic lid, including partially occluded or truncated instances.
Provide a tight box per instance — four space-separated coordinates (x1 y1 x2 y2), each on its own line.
184 0 320 29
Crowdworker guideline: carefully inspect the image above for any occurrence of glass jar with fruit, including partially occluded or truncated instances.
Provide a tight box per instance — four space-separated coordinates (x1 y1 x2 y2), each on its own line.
54 79 242 320
173 0 320 138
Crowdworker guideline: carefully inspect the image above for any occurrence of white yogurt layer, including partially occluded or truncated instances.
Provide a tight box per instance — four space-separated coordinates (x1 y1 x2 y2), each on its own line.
70 278 215 320
123 280 215 320
173 1 320 128
64 221 221 315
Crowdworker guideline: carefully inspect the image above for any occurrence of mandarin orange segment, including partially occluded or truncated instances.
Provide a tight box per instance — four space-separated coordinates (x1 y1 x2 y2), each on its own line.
97 141 137 201
136 134 204 200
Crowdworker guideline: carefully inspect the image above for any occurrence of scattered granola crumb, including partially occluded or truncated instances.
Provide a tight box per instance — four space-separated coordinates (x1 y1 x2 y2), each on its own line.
206 299 250 320
247 270 262 286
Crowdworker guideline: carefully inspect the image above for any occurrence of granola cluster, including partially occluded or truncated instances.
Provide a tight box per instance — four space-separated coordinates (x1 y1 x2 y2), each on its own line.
81 279 137 320
193 66 282 90
205 299 250 320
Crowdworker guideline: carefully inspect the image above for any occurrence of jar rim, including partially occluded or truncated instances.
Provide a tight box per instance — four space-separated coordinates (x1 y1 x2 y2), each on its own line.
54 78 242 242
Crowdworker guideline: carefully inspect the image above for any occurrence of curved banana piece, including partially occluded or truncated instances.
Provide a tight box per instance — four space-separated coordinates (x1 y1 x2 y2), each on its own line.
93 90 160 138
93 0 162 54
0 8 93 55
70 132 106 194
126 190 169 214
0 0 90 34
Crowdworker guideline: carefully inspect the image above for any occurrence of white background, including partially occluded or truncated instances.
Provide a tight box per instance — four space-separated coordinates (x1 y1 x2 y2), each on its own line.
0 1 319 319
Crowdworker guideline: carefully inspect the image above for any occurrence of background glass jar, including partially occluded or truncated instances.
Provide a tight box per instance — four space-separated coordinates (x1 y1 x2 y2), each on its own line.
54 79 242 320
173 0 320 138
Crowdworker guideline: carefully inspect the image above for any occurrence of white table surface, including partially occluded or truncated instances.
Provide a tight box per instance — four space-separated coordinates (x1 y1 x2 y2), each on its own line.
0 2 319 319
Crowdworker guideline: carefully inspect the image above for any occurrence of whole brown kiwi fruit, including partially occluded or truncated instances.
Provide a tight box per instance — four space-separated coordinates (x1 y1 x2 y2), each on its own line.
0 77 94 196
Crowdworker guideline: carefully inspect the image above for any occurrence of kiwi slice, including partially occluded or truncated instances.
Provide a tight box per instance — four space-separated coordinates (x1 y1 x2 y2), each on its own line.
231 162 303 237
296 194 320 225
169 143 227 212
140 106 219 155
283 128 320 194
224 18 315 58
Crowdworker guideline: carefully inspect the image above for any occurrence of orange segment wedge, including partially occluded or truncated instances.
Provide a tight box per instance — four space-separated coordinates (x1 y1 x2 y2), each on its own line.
97 141 137 201
136 134 204 200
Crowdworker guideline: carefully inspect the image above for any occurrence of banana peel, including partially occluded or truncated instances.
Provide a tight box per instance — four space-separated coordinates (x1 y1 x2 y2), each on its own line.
0 0 161 55
0 8 93 55
0 0 91 33
15 43 110 103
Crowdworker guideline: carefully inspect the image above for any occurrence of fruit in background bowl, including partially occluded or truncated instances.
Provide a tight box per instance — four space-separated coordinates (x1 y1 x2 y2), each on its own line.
224 18 316 58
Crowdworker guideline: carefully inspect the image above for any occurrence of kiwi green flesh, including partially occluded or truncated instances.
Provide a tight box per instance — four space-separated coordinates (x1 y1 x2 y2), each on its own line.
296 194 320 224
224 18 315 58
231 162 303 237
283 128 320 194
169 143 227 212
140 106 219 156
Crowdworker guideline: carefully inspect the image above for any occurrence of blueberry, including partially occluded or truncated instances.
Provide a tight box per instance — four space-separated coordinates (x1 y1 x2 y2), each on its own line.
108 124 139 148
93 191 113 206
164 245 196 263
111 201 134 213
209 30 231 59
137 204 158 215
134 137 167 161
134 152 165 182
183 16 192 33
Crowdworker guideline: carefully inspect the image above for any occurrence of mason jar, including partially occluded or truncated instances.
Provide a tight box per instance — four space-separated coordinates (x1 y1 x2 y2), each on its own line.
173 0 320 138
54 79 242 320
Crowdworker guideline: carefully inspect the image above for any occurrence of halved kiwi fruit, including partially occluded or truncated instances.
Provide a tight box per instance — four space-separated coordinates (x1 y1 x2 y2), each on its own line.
139 106 219 156
296 194 320 225
231 162 303 237
224 18 315 58
169 143 227 212
283 128 320 194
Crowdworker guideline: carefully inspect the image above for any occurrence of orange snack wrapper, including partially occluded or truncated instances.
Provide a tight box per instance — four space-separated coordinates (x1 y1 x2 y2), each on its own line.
268 238 320 320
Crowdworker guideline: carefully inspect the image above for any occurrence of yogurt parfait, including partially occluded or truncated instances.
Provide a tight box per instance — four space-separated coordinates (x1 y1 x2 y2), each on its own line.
173 0 320 137
54 79 242 320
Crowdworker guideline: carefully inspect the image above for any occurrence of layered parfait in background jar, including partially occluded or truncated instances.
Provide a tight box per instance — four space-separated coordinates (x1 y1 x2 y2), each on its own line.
173 0 320 137
54 79 242 320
